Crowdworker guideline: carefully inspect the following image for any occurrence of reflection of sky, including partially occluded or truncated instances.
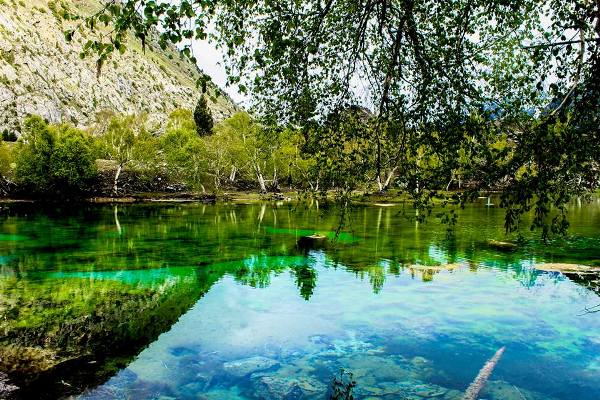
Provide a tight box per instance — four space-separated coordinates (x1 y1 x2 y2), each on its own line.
80 255 600 400
427 244 449 265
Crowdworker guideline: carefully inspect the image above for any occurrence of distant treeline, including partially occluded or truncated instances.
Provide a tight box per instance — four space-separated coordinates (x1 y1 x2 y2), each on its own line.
0 107 321 198
0 103 552 201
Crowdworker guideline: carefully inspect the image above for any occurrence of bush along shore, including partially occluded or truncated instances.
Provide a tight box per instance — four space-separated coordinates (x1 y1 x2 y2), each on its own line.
0 103 520 204
0 100 315 202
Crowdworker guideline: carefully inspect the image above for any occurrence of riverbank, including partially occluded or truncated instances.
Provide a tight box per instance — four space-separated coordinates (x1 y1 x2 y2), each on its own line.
0 188 501 205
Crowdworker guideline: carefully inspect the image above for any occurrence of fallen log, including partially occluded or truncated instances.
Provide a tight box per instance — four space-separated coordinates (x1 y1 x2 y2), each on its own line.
463 346 506 400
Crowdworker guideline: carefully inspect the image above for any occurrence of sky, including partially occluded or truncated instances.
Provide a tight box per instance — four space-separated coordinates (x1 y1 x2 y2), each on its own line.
192 39 248 105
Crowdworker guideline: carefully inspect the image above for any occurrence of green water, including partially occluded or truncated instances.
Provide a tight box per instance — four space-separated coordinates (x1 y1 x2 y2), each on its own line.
1 199 599 399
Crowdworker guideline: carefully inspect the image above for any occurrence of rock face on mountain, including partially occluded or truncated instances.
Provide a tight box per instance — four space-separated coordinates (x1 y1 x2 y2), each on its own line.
0 0 238 135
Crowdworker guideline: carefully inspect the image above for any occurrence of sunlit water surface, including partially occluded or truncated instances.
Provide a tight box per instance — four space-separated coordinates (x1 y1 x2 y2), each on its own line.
1 199 599 400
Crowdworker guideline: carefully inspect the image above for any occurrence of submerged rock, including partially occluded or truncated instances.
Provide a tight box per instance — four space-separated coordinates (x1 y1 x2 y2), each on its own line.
297 235 328 251
487 240 518 251
481 380 558 400
223 356 279 377
342 355 411 381
252 374 327 399
534 263 600 275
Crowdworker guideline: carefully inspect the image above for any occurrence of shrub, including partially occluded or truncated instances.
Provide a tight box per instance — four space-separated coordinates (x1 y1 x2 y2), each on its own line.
14 116 97 197
50 125 98 194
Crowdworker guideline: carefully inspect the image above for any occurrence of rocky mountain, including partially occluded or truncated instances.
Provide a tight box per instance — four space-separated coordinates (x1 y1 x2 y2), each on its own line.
0 0 239 136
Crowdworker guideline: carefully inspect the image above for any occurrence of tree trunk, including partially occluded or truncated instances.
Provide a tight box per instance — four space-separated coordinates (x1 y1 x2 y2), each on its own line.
255 164 267 193
377 167 397 192
229 165 237 182
463 347 506 400
257 174 267 193
113 164 122 196
272 167 279 191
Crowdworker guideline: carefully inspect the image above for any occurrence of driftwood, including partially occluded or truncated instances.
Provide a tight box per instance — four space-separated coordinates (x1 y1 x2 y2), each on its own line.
463 346 506 400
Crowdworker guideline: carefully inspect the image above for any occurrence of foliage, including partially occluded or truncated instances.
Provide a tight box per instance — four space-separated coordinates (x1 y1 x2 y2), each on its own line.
160 113 208 191
72 0 600 237
194 96 214 136
14 116 97 197
0 141 12 179
96 114 158 195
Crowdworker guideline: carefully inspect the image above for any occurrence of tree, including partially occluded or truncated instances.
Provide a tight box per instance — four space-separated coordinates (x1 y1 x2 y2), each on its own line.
14 116 97 197
194 96 214 136
14 116 54 194
98 115 156 196
160 117 209 192
222 112 280 193
51 125 99 195
72 0 600 235
168 109 197 132
0 141 12 178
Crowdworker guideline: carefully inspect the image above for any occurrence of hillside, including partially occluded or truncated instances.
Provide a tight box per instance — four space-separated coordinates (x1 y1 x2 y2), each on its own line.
0 0 239 136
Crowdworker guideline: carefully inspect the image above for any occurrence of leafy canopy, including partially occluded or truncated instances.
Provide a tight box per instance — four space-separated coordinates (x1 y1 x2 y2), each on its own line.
71 0 600 236
15 116 98 197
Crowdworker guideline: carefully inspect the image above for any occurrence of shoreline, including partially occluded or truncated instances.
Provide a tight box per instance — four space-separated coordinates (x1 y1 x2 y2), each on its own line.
0 190 510 206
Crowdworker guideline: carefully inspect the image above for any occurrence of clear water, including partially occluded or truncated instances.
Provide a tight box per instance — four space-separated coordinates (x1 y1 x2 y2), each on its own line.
1 199 600 400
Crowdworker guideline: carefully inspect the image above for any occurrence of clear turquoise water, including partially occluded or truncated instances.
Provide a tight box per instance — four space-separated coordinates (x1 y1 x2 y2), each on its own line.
1 200 599 399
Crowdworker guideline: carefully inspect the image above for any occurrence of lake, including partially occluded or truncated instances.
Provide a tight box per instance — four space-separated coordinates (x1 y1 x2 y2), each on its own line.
1 199 599 400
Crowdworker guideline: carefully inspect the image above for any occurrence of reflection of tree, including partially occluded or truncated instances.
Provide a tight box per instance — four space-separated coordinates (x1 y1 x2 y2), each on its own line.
231 256 318 300
365 265 385 293
291 265 318 300
234 263 276 288
562 271 600 297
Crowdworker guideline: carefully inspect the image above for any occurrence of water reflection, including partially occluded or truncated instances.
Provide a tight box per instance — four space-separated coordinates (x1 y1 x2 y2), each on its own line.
0 202 599 399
